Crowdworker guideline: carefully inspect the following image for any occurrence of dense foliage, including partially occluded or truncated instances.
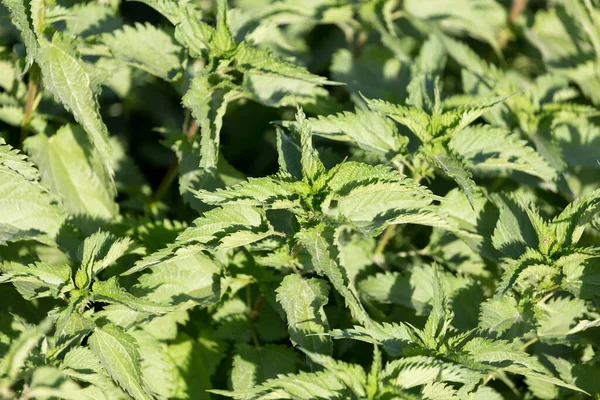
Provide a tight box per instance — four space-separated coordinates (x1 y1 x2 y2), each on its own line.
0 0 600 398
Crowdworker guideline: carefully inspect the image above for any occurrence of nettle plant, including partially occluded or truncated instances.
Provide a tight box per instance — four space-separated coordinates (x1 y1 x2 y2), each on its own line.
0 0 600 399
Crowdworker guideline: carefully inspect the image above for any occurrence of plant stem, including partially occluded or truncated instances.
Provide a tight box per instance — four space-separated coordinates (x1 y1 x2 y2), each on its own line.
20 72 38 147
509 0 528 22
150 120 198 204
482 372 494 385
517 336 539 351
374 225 396 257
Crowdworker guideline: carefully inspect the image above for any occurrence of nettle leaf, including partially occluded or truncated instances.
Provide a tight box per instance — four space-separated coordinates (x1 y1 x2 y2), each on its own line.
276 274 332 356
366 98 432 142
305 108 407 159
494 249 554 297
0 138 66 244
0 318 53 384
295 225 371 326
323 162 442 234
235 43 336 109
59 3 124 37
129 330 178 399
329 322 414 357
302 350 367 398
75 231 124 290
26 366 86 400
405 0 507 53
61 347 126 397
88 324 152 400
535 296 587 339
331 46 410 104
37 33 115 177
24 124 118 218
231 344 301 391
177 205 272 247
0 261 72 300
528 1 600 105
450 125 557 182
182 76 240 172
211 0 237 57
296 106 327 187
131 0 213 58
234 43 331 86
102 22 183 81
213 369 347 399
193 175 300 210
418 268 453 350
1 0 38 70
557 251 600 299
478 295 524 336
92 277 175 315
491 193 541 258
549 188 600 248
381 355 482 390
426 141 479 207
133 246 221 307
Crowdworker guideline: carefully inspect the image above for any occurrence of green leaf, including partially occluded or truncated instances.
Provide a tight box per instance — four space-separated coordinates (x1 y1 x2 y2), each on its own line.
329 322 414 357
167 331 226 399
24 124 118 218
231 344 300 391
550 188 600 248
177 205 269 245
0 319 52 383
295 225 371 326
479 295 524 335
193 176 299 209
0 138 66 244
212 369 347 399
330 46 410 104
491 193 540 258
450 125 557 182
558 252 600 299
37 33 115 177
405 0 507 53
129 330 178 399
211 0 237 57
92 277 175 314
306 108 406 158
275 274 332 356
535 296 587 338
419 268 453 349
302 350 367 398
295 107 326 187
426 142 478 207
366 97 431 142
131 0 213 58
0 261 73 300
1 0 38 70
381 356 482 389
102 22 183 81
74 231 119 290
181 74 241 191
61 347 127 399
27 366 86 400
133 246 221 307
234 43 332 86
88 324 152 400
324 163 440 235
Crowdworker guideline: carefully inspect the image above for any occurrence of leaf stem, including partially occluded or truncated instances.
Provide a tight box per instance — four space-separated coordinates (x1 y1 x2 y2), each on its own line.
20 70 38 147
150 119 198 205
517 335 538 351
509 0 528 22
482 372 494 385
